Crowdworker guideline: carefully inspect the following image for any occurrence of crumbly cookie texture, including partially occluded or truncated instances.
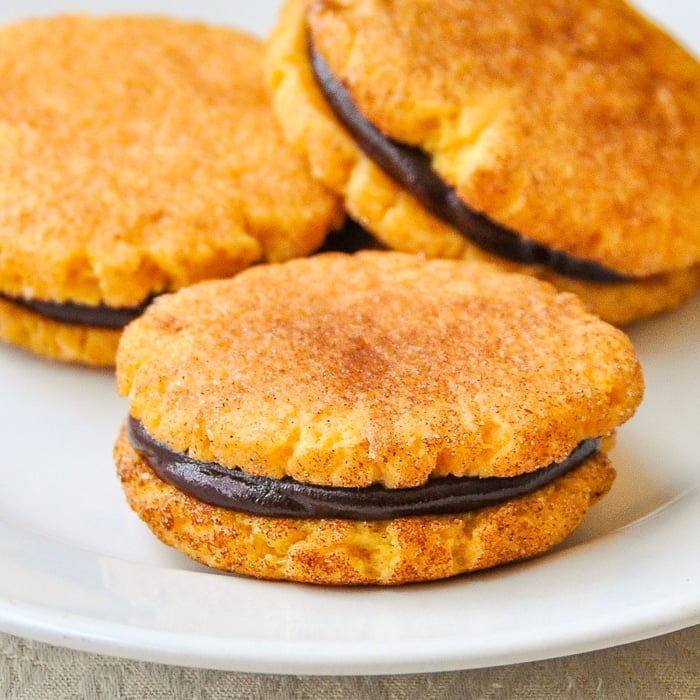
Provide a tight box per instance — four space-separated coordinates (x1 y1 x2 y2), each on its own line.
117 251 643 489
264 0 700 324
0 14 341 311
115 427 616 585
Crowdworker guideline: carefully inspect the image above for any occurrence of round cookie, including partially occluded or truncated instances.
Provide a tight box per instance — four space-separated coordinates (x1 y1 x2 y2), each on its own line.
114 251 644 585
0 14 341 365
264 0 700 325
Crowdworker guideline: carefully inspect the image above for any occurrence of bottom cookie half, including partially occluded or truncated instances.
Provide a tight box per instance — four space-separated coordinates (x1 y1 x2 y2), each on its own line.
114 427 615 585
0 297 121 366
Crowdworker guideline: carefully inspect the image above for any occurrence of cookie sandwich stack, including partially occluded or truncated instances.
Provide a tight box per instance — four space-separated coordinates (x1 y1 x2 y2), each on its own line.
6 1 697 585
114 252 644 584
0 15 341 365
265 0 700 325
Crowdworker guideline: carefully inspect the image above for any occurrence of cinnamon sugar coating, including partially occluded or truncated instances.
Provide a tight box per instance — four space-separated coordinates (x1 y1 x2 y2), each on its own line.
264 0 700 324
114 426 616 585
117 251 643 488
0 14 341 364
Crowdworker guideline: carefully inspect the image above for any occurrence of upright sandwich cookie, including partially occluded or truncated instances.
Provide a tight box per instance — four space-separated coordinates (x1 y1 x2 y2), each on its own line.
0 14 341 365
265 0 700 325
114 251 643 585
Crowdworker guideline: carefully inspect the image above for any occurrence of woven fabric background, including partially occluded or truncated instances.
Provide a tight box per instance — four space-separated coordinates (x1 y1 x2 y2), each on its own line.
1 625 698 699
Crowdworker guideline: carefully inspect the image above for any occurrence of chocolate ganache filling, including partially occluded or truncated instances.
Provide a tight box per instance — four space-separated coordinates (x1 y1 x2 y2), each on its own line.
0 293 150 329
127 416 600 520
308 38 631 284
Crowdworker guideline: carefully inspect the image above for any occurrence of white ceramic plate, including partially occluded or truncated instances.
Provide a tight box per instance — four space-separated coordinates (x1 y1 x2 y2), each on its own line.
1 0 699 677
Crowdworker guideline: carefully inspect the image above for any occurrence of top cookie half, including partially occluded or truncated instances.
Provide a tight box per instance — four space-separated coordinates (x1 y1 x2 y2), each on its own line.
117 251 643 490
0 14 341 363
265 0 700 323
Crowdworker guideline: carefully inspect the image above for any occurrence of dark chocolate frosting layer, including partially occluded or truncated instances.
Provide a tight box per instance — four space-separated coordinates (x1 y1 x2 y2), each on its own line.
127 416 600 520
0 292 150 328
308 41 631 284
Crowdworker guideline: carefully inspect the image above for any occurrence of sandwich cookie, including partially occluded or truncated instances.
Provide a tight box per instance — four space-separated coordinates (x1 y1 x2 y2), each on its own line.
0 14 341 365
114 251 643 585
264 0 700 324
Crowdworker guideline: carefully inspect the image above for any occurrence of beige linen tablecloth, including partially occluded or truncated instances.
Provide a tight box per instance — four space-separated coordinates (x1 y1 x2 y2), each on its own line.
1 625 698 699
